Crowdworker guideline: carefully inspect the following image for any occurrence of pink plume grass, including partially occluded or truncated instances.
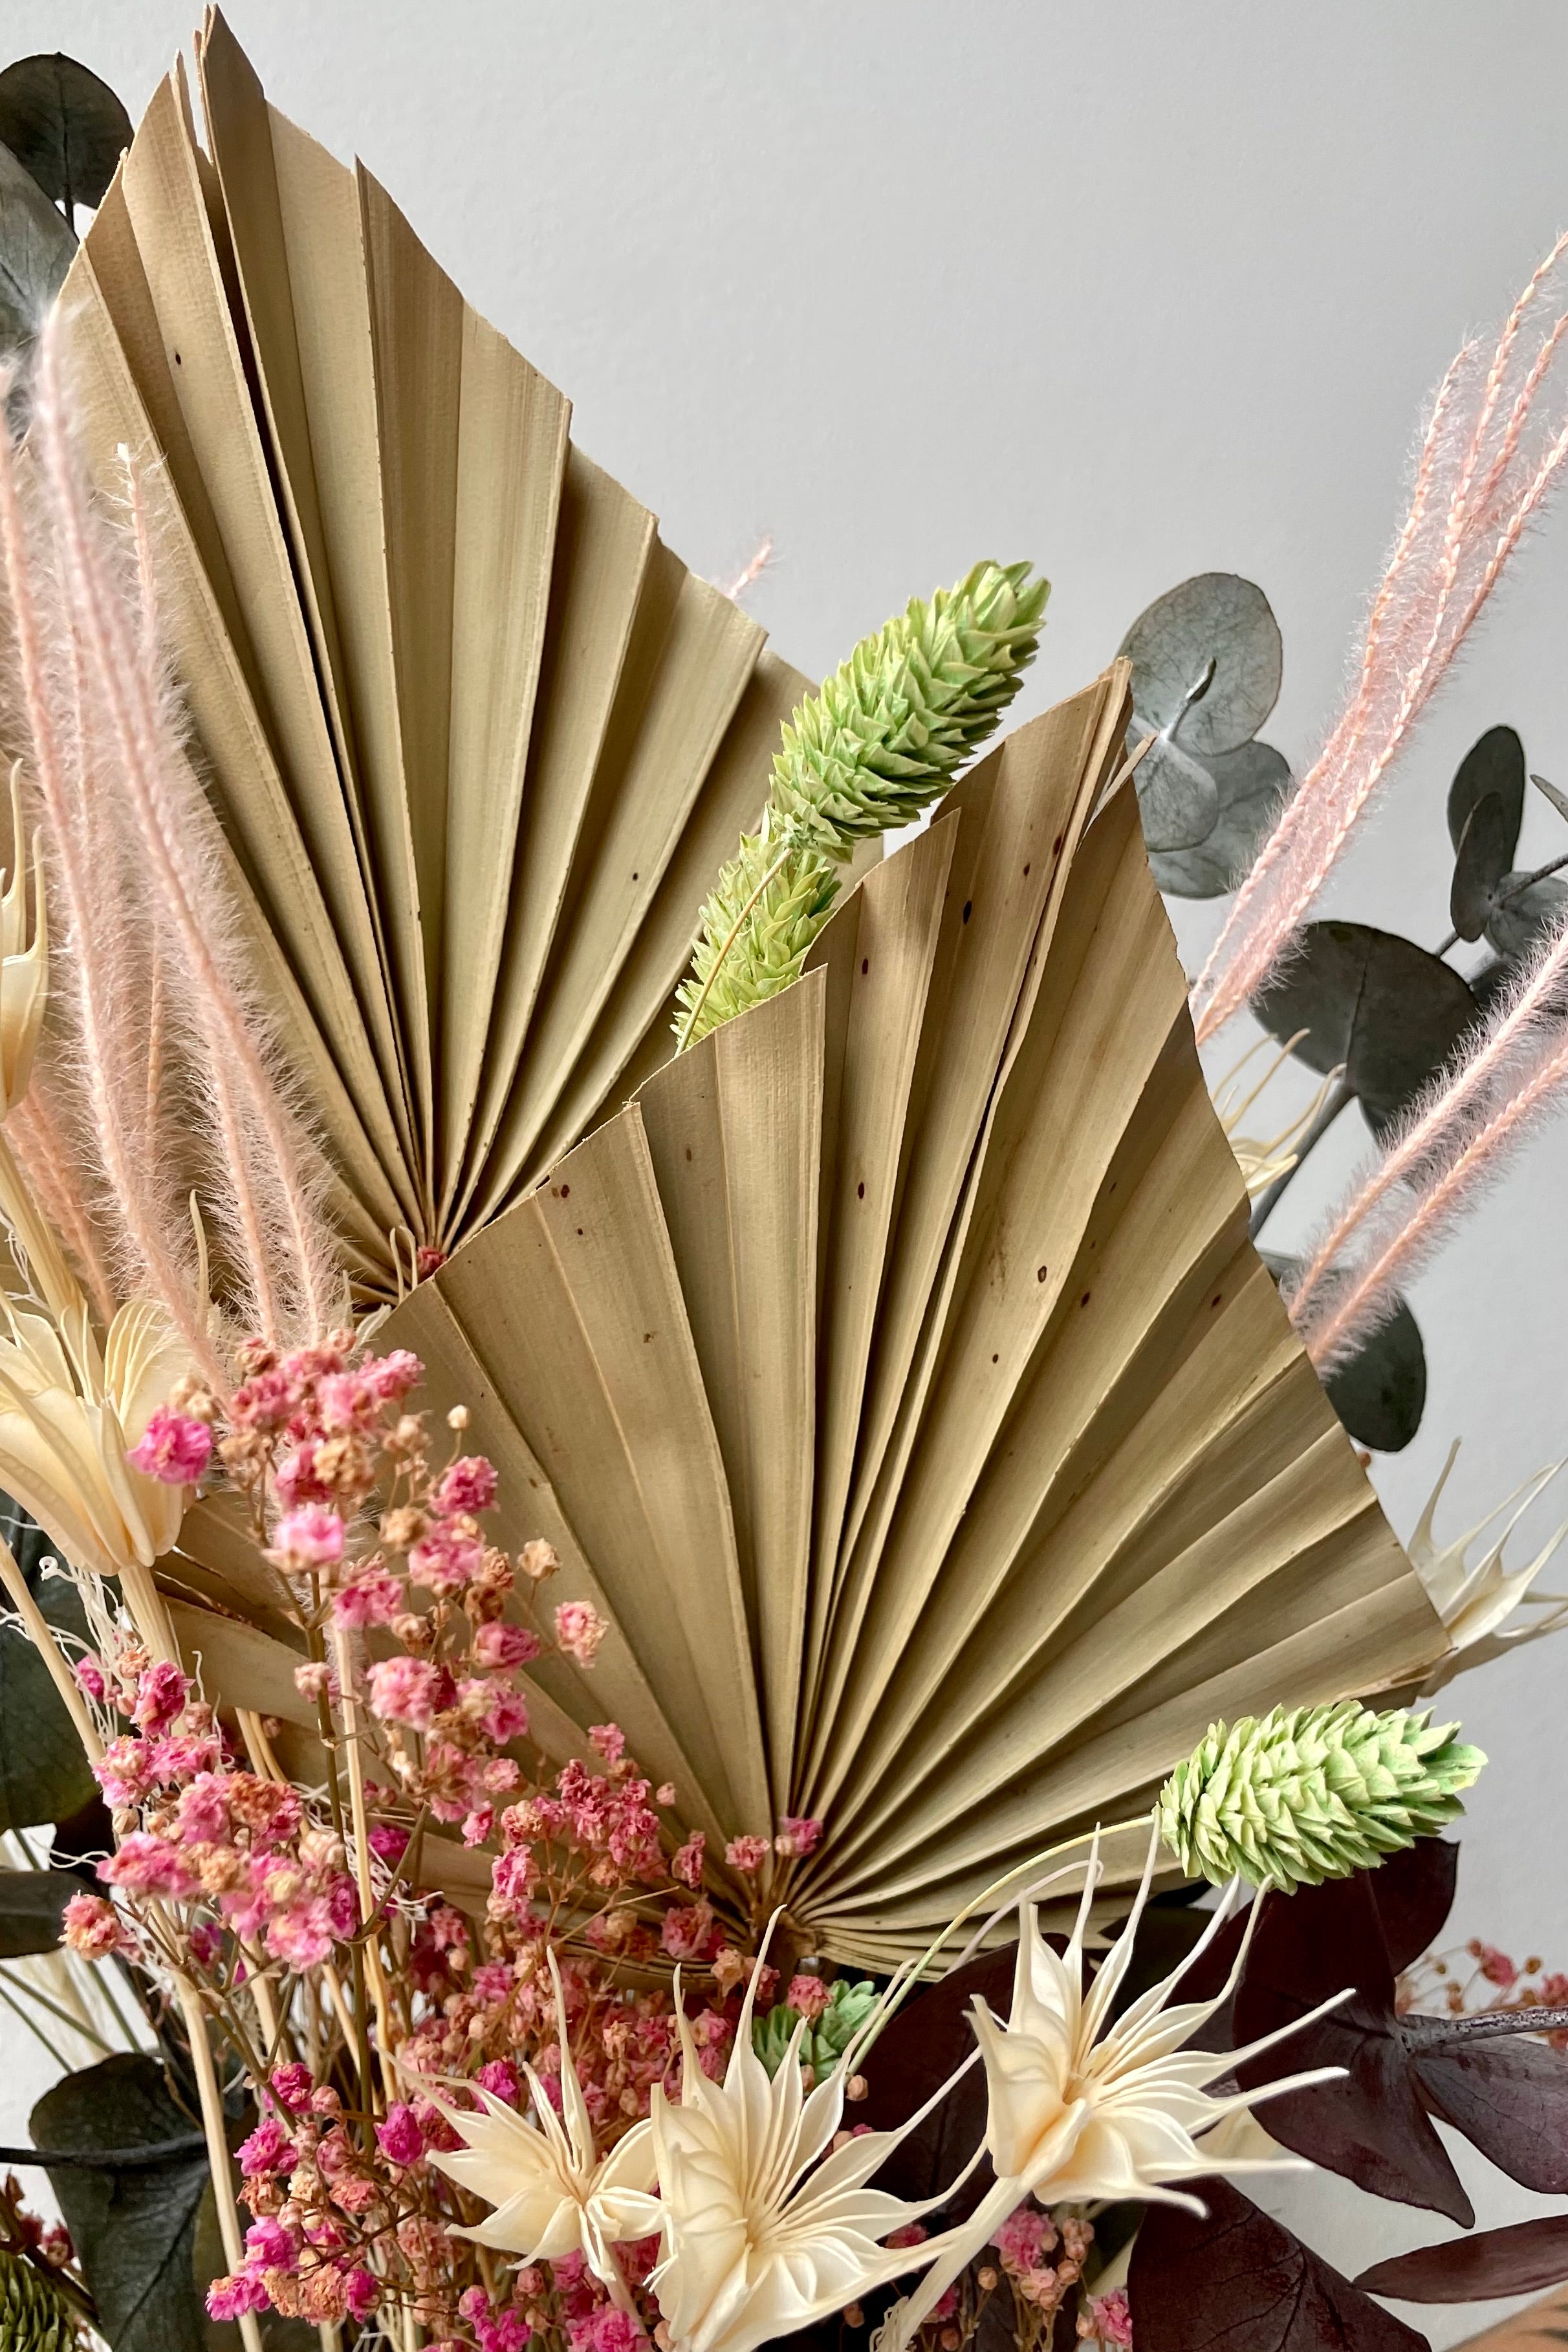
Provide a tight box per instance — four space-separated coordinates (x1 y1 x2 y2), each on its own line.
1289 906 1568 1371
1192 232 1568 1046
0 365 219 1380
28 318 340 1349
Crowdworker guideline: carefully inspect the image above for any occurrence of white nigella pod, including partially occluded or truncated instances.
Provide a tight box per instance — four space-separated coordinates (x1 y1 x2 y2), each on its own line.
874 1827 1352 2352
634 1948 980 2352
428 1951 659 2304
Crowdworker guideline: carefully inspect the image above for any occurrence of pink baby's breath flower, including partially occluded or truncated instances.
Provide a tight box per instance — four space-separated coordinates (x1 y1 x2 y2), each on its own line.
368 1823 410 1863
273 1441 332 1508
661 1899 717 1961
100 1831 201 1899
376 2102 426 2166
270 2061 314 2115
774 1814 823 1860
994 2203 1056 2275
472 1620 541 1671
208 2272 271 2322
244 2216 299 2272
292 1660 334 1703
434 1455 499 1517
409 1521 484 1594
1476 1943 1519 1989
459 1679 528 1745
725 1834 770 1875
74 1653 107 1704
488 1846 538 1917
237 2115 294 2177
554 1600 606 1667
133 1659 189 1733
786 1972 833 2022
91 1734 155 1807
671 1830 705 1889
463 1804 495 1848
1083 2289 1133 2347
318 1371 379 1430
189 1919 224 1968
367 1655 443 1730
343 2267 380 2323
589 1722 626 1764
270 1503 343 1567
331 1567 406 1629
61 1892 128 1959
127 1406 212 1486
361 1348 423 1402
475 2058 521 2105
175 1772 230 1844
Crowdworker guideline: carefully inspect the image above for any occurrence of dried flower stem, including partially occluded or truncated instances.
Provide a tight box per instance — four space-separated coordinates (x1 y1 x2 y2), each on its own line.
176 1975 265 2352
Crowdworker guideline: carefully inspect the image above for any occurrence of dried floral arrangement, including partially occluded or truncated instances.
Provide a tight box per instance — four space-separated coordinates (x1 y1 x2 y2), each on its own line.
0 19 1563 2352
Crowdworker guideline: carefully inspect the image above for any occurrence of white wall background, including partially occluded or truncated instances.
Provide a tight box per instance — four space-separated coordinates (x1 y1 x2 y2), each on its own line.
5 2 1568 2340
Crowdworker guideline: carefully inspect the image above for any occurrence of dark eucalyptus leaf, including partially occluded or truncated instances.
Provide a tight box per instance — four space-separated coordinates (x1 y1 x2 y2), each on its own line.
1129 2180 1428 2351
1487 871 1568 961
0 1498 97 1832
1233 1872 1473 2221
1447 725 1525 859
1369 1838 1458 1976
0 1867 75 1957
1251 920 1476 1139
30 2054 213 2352
858 1945 1015 2221
1358 2214 1568 2303
0 136 74 356
1415 2033 1568 2194
0 56 131 212
1119 574 1283 758
1320 1293 1427 1454
1148 739 1295 899
1450 792 1518 941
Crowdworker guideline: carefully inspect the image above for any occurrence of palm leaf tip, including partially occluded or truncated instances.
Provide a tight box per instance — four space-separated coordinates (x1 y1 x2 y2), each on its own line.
677 558 1049 1048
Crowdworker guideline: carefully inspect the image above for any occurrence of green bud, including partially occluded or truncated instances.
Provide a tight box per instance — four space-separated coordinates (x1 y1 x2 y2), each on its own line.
752 1976 879 2078
677 560 1048 1046
0 2251 74 2352
1158 1701 1486 1895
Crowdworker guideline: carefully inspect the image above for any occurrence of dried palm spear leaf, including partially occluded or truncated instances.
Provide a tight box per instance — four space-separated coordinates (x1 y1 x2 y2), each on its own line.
168 666 1452 1963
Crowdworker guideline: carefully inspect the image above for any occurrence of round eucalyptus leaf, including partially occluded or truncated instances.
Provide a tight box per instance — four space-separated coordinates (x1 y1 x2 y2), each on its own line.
1119 572 1283 759
1150 737 1294 898
1487 871 1568 961
31 2056 212 2352
1322 1293 1427 1453
0 138 74 359
0 55 131 213
1447 724 1525 859
1450 791 1518 941
1265 1254 1426 1452
1252 920 1476 1140
1135 734 1221 853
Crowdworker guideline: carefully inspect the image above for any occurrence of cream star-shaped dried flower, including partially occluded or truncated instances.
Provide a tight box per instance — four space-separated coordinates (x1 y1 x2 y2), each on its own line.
875 1827 1349 2352
640 1956 976 2352
428 1952 657 2300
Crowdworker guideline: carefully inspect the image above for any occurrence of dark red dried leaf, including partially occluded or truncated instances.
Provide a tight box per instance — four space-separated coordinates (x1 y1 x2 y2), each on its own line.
1358 2214 1568 2302
858 1944 1016 2217
1416 2034 1568 2194
1129 2180 1428 2351
1371 1839 1458 1975
1234 1873 1472 2223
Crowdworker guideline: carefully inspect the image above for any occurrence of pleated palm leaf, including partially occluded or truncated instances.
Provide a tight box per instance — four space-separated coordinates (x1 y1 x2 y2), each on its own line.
27 15 1450 1959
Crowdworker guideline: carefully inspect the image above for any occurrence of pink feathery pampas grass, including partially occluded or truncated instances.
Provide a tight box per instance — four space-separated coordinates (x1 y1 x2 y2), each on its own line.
1192 232 1568 1047
0 320 340 1366
1288 904 1568 1371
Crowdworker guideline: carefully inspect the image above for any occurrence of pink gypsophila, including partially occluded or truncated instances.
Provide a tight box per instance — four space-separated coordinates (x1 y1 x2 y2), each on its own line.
472 1621 541 1671
332 1567 406 1629
360 1349 422 1402
376 2103 426 2165
433 1455 499 1516
270 1503 343 1567
408 1521 484 1595
208 2272 270 2322
554 1600 606 1666
132 1659 190 1732
367 1655 443 1730
61 1892 129 1959
127 1407 212 1486
774 1814 823 1859
725 1835 770 1875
